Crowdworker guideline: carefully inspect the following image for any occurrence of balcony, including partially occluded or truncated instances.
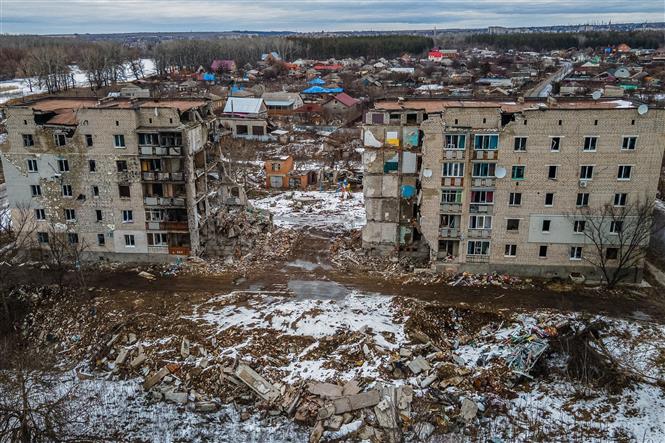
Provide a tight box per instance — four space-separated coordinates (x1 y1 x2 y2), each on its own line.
467 229 492 238
471 178 496 187
144 196 186 206
147 246 169 254
145 221 189 231
440 203 463 213
139 146 183 156
443 150 465 160
466 254 490 263
469 204 493 213
441 177 464 187
169 246 191 256
472 150 498 160
439 227 461 238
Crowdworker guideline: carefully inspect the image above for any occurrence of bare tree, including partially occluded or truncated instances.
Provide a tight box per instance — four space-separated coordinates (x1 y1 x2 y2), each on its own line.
43 223 90 296
569 199 664 287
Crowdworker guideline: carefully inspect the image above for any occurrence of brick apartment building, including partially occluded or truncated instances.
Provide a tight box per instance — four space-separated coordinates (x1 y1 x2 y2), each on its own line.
361 97 665 280
0 95 233 261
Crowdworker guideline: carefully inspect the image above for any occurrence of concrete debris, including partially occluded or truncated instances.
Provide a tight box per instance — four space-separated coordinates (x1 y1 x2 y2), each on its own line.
164 391 188 404
234 364 280 402
143 366 171 390
309 421 324 443
180 338 190 358
138 271 156 280
460 398 479 423
195 401 219 412
129 353 147 369
330 390 381 415
114 348 129 365
307 382 343 399
415 422 435 440
324 415 344 431
407 356 431 374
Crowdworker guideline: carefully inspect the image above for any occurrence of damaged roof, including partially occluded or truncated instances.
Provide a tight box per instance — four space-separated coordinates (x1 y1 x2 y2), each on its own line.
13 97 209 113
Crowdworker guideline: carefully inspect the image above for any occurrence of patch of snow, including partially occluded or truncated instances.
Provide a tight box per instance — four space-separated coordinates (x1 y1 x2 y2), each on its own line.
608 99 635 109
251 191 365 232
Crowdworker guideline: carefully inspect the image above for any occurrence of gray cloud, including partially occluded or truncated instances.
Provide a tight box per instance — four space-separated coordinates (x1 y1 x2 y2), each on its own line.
0 0 660 34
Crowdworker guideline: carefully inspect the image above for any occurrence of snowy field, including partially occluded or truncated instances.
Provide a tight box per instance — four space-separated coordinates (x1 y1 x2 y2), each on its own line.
251 191 365 232
0 58 156 104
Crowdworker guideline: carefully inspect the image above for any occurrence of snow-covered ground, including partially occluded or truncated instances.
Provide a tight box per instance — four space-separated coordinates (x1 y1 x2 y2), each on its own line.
251 190 365 232
0 58 156 104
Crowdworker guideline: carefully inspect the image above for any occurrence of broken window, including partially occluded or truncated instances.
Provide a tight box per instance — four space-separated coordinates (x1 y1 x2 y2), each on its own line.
96 209 103 222
62 184 72 197
64 208 76 222
97 233 105 246
504 244 517 256
68 233 79 244
469 215 492 230
384 154 399 173
550 137 561 151
606 247 618 260
570 246 582 260
614 193 627 207
37 232 49 244
573 220 586 233
445 134 466 150
542 219 551 232
54 133 66 147
405 113 417 124
85 134 94 147
544 193 554 206
511 165 525 180
509 192 522 206
513 137 527 151
506 219 520 231
252 126 265 136
92 186 100 197
34 209 46 221
139 133 159 146
23 134 34 147
617 165 632 180
116 160 128 172
89 160 97 172
30 185 41 197
467 240 490 256
539 245 548 258
236 125 248 135
57 159 69 172
148 233 168 246
118 184 131 198
547 165 558 179
441 189 463 204
610 221 623 234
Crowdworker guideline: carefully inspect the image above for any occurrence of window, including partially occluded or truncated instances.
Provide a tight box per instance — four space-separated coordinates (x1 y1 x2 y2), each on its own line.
558 120 562 126
97 234 105 246
504 244 517 257
441 189 463 204
469 215 492 230
139 133 158 146
37 232 49 244
583 136 597 151
122 210 133 223
271 163 281 171
57 159 69 172
65 208 76 222
124 234 135 247
542 220 551 232
617 165 632 180
472 162 495 177
114 134 126 148
34 209 46 221
440 214 457 228
22 134 34 147
621 136 637 150
539 245 548 258
509 192 522 206
610 221 623 234
513 137 527 151
54 134 66 147
27 159 38 172
547 165 558 179
116 160 128 172
30 185 41 197
442 162 465 177
544 193 554 206
606 248 618 260
62 184 72 197
445 134 466 150
85 134 94 147
236 125 248 135
118 185 131 198
473 134 499 150
92 186 100 197
148 233 168 246
614 193 627 207
371 113 384 124
570 246 583 260
467 240 490 255
573 220 586 233
511 165 525 180
252 126 265 136
576 193 589 207
550 137 561 151
89 160 97 172
68 233 79 244
470 190 494 204
115 120 119 126
594 120 598 126
506 219 520 231
96 209 103 222
580 165 594 180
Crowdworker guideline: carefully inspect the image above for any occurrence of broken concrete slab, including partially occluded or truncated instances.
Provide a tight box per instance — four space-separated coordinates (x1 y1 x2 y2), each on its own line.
421 374 437 388
144 366 170 390
309 421 324 443
234 364 280 402
374 398 398 429
341 380 361 396
307 382 343 399
324 415 344 431
164 391 188 404
460 398 478 423
129 353 147 369
331 390 381 414
195 401 219 412
415 422 435 440
407 356 431 375
180 338 190 358
114 348 129 365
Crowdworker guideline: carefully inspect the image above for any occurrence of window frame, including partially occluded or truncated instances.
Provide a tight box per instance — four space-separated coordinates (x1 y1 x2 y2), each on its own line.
114 134 126 148
509 192 522 206
467 240 490 256
124 234 136 247
617 165 632 181
504 244 517 257
26 159 38 172
580 165 594 180
122 209 134 223
473 134 499 151
550 136 561 152
442 162 465 178
613 193 627 207
444 134 466 150
570 246 583 260
583 136 598 152
621 136 637 151
513 136 527 152
468 215 492 230
511 165 525 180
506 219 520 231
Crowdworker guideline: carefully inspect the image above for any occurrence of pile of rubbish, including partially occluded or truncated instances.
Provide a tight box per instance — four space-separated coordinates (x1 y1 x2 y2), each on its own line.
201 205 273 257
448 272 532 289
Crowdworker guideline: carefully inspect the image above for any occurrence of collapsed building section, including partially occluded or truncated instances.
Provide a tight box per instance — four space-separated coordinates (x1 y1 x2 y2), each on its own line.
362 98 665 280
0 96 249 261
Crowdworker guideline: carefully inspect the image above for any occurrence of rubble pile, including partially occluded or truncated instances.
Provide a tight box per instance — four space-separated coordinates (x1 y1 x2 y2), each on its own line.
201 205 273 257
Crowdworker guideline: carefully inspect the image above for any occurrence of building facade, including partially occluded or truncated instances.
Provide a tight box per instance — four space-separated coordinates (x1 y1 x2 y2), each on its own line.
361 98 665 280
0 96 229 261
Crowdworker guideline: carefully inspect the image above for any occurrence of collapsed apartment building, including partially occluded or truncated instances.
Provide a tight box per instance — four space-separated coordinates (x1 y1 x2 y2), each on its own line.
0 95 248 261
362 97 665 279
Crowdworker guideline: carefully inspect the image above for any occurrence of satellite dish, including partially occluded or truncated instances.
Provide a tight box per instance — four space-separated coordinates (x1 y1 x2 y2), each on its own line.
423 169 433 178
637 104 648 115
495 166 507 179
591 90 602 100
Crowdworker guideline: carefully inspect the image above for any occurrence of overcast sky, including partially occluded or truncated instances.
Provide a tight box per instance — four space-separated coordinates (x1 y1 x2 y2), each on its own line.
0 0 661 34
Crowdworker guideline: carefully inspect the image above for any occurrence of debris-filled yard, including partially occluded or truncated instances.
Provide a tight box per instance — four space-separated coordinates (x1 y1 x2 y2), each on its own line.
12 278 665 442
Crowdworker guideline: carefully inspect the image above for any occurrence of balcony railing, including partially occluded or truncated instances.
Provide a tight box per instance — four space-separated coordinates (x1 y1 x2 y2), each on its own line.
440 203 463 213
467 229 492 238
143 196 186 206
139 146 183 156
439 227 461 238
471 178 496 187
441 177 464 187
466 254 490 263
145 221 189 231
169 246 191 256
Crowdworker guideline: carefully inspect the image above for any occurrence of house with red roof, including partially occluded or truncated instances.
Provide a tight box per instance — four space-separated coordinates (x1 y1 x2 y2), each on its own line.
321 92 362 122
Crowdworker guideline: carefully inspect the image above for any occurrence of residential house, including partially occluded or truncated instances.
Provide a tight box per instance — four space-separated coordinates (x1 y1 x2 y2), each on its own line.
265 156 293 189
220 97 270 140
321 92 362 123
261 92 304 115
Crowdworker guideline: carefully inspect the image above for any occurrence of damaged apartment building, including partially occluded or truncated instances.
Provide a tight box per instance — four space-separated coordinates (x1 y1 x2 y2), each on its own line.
362 98 665 279
1 95 247 261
